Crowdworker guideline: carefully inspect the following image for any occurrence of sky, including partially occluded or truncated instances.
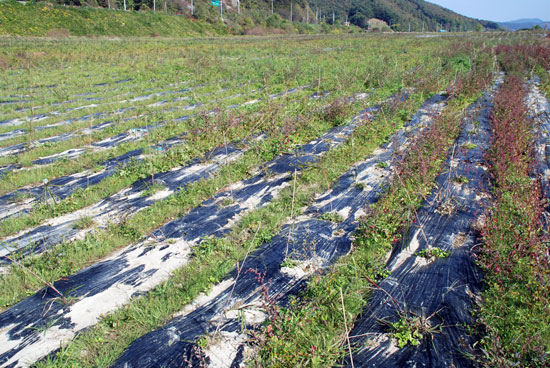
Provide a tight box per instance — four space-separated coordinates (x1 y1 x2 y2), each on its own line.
426 0 550 22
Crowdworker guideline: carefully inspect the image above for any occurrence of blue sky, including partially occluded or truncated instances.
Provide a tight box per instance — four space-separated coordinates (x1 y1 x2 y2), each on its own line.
427 0 550 22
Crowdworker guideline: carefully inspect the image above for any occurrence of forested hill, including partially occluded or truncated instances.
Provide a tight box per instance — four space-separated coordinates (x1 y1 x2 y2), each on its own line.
252 0 499 32
309 0 500 32
0 0 499 37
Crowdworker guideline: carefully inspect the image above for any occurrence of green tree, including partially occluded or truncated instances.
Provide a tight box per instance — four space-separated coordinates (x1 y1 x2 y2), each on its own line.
349 13 367 28
266 13 282 28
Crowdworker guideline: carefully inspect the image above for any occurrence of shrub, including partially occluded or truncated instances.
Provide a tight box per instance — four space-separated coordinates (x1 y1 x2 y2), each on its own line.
265 13 282 29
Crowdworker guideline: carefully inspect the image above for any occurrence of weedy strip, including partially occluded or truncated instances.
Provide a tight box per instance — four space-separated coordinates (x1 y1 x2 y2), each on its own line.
0 89 325 236
0 34 513 368
476 70 550 367
27 87 421 368
0 88 392 312
254 54 494 367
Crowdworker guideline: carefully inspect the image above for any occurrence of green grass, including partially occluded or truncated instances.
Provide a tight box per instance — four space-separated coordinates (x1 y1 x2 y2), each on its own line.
0 88 393 311
537 64 550 99
462 142 477 149
415 247 450 259
73 215 95 230
1 32 536 368
33 83 428 368
319 211 345 223
0 34 460 239
255 56 493 366
0 1 228 37
477 72 550 367
0 91 338 238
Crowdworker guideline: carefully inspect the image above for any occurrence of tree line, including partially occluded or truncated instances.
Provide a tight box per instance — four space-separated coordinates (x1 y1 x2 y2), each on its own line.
37 0 499 31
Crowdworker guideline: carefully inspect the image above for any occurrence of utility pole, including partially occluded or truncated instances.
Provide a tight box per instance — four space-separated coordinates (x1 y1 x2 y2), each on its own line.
220 0 223 21
290 0 293 22
316 6 318 24
191 0 194 15
271 0 273 14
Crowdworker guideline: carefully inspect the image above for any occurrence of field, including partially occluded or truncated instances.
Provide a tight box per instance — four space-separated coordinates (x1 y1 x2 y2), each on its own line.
0 32 548 368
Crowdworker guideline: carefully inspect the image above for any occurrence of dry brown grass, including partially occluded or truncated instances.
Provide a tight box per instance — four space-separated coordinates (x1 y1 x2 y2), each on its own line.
46 28 70 38
0 56 9 69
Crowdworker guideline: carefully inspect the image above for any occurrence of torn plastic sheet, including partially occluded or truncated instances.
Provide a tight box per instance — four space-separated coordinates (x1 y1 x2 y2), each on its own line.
0 100 30 106
0 80 197 139
526 78 550 200
345 76 503 368
108 93 446 368
0 99 199 161
0 89 385 263
0 141 247 261
0 129 25 143
0 77 146 114
0 92 397 368
0 85 283 169
0 147 146 222
8 80 139 114
0 80 236 138
0 85 316 218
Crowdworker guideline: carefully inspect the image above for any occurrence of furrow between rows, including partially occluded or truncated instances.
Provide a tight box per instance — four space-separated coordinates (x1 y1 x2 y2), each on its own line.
0 92 396 368
0 80 194 131
0 76 136 105
2 86 261 167
345 75 503 367
0 85 313 223
0 139 250 263
106 94 447 368
0 82 244 159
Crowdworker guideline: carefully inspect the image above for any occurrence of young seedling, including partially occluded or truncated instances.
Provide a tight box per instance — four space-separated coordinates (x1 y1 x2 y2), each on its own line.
220 197 235 207
319 211 345 223
451 175 469 185
29 317 61 335
388 316 423 348
39 178 58 206
377 161 389 169
73 216 95 230
381 308 443 349
462 142 477 150
355 182 367 190
415 247 450 259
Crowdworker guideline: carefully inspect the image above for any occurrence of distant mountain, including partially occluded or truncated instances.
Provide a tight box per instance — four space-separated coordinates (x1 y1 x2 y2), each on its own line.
498 18 550 31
